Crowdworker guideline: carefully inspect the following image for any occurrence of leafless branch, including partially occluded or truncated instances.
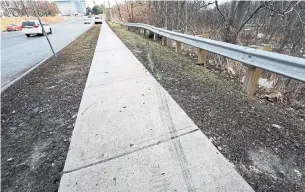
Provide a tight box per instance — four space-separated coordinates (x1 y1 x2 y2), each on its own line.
237 2 267 34
285 1 300 14
200 2 215 9
293 8 305 25
215 0 225 21
114 0 122 21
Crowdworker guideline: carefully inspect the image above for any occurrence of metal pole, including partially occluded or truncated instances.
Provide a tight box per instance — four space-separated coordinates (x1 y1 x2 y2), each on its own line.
29 0 57 58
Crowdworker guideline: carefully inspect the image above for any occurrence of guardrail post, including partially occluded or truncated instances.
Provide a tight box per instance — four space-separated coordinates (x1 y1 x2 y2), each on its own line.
172 30 182 51
145 29 151 37
242 67 262 96
162 36 168 46
242 45 272 96
167 38 172 47
161 27 168 46
176 42 181 52
153 33 157 41
197 33 209 65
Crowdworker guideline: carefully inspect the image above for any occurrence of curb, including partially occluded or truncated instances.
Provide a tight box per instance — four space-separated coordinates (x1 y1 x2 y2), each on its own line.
1 24 94 93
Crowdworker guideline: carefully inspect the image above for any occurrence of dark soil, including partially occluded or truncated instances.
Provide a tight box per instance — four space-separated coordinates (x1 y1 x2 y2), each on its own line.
1 25 100 192
109 23 305 192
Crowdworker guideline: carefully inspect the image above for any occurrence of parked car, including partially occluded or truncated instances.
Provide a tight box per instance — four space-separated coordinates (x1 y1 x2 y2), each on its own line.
6 24 22 31
84 18 91 24
94 16 103 24
21 20 52 37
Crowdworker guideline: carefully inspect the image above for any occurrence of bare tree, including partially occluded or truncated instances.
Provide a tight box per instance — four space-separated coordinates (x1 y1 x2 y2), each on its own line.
125 0 134 22
114 0 123 21
1 0 58 17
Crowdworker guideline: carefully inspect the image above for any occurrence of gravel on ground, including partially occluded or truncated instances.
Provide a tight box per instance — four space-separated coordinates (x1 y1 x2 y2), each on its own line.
109 23 305 192
1 25 100 192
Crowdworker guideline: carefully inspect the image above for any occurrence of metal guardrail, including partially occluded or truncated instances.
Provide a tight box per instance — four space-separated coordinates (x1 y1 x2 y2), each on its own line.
116 21 305 83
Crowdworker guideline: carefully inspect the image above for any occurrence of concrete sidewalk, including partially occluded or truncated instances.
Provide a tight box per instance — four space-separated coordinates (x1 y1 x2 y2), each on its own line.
58 23 254 192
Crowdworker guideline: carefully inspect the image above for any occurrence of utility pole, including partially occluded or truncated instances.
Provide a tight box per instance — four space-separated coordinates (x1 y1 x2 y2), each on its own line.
29 0 57 58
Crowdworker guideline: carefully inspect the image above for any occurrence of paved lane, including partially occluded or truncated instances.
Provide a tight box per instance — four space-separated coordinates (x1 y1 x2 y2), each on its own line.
1 16 93 87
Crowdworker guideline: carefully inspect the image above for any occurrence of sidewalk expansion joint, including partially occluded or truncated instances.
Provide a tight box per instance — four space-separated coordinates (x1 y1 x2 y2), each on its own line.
62 128 200 175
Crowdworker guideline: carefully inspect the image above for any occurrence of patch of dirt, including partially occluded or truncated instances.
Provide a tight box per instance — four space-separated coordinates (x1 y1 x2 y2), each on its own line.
109 23 305 192
1 25 100 192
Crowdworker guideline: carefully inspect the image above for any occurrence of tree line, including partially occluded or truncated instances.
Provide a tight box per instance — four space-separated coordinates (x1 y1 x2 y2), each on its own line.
86 4 105 15
1 0 59 17
109 0 305 108
111 0 305 57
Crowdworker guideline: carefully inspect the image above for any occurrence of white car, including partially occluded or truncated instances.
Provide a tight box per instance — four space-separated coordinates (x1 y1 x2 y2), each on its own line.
84 18 91 24
21 20 52 37
94 16 103 24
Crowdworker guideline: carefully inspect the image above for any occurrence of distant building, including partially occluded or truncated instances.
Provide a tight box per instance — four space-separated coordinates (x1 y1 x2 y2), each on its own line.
75 0 86 14
52 0 85 15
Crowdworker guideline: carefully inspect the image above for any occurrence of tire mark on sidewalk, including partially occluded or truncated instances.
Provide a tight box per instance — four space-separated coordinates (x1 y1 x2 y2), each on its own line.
156 84 195 192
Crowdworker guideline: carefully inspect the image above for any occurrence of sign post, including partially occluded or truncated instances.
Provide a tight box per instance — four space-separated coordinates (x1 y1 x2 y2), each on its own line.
30 0 57 58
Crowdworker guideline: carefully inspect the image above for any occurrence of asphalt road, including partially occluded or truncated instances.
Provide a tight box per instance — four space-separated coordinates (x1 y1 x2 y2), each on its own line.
1 16 93 88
